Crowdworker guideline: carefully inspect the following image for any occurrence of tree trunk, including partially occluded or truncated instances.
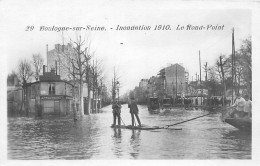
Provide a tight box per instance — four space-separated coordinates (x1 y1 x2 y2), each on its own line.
87 84 91 114
79 77 84 116
92 89 95 113
25 86 29 116
19 88 24 114
95 90 98 112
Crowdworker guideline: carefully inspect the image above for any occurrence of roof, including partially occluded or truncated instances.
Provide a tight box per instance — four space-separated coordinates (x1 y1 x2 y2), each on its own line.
25 80 75 87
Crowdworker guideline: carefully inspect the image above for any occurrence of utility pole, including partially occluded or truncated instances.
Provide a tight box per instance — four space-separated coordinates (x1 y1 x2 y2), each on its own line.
176 64 178 98
199 50 201 84
219 56 226 106
199 50 203 106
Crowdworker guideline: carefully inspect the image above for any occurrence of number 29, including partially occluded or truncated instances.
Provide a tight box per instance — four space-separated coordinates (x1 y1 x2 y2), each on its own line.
25 26 34 31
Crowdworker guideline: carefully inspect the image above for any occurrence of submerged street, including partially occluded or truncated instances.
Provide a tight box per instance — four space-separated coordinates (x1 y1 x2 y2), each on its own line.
8 105 251 159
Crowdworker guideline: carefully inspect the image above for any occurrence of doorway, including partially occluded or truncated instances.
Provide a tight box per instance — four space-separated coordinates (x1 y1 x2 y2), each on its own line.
54 100 60 115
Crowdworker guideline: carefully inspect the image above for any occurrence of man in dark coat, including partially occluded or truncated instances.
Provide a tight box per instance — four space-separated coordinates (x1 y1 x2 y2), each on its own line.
128 97 142 127
112 99 121 127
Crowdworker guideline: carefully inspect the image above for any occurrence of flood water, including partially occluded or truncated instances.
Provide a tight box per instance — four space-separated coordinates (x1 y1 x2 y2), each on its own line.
8 104 251 159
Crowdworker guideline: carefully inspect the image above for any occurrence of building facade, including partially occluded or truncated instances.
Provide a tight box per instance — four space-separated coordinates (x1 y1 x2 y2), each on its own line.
139 79 149 91
147 76 163 97
158 63 186 98
26 67 75 116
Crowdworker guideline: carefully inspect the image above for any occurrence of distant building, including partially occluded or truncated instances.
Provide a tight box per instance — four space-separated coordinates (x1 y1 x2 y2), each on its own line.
47 43 74 80
158 63 186 98
139 79 149 91
147 76 163 97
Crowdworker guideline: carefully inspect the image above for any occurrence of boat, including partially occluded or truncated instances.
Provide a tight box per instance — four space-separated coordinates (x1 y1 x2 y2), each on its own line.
222 28 252 132
147 97 160 111
224 118 251 131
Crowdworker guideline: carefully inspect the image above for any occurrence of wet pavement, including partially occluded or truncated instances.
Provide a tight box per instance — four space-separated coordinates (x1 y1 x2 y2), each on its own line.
8 104 251 159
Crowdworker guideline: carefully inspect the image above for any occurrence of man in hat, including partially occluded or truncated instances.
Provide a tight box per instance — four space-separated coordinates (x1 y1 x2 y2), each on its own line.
112 99 121 127
230 93 245 118
128 97 142 127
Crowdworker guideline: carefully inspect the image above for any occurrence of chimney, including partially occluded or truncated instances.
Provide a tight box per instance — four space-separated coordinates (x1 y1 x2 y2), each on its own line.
43 65 46 74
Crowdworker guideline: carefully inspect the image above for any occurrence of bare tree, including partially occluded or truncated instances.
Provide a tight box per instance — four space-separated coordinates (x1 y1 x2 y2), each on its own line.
60 36 92 116
32 54 44 81
58 34 107 115
91 58 104 113
83 46 93 114
18 59 33 85
17 59 33 114
111 67 121 102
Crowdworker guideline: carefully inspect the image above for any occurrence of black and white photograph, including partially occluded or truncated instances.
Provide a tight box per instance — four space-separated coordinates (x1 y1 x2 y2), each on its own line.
1 0 260 164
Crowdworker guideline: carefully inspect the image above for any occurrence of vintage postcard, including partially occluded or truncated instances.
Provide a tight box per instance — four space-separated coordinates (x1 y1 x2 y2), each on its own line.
1 0 260 165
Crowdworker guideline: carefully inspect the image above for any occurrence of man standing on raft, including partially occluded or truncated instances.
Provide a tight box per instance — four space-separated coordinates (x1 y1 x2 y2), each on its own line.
128 97 142 127
112 99 121 127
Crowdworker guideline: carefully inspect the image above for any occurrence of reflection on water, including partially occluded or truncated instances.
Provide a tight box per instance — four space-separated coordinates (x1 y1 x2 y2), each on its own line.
129 130 141 159
112 128 123 158
8 104 251 159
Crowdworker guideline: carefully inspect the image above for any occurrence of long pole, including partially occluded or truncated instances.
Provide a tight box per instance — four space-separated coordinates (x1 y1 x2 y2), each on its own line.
166 112 214 128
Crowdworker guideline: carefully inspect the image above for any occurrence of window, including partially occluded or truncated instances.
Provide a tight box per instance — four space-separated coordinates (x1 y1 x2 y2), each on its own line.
49 83 55 95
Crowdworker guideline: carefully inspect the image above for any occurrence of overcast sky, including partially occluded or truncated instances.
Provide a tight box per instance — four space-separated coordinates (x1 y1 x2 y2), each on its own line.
1 0 252 95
